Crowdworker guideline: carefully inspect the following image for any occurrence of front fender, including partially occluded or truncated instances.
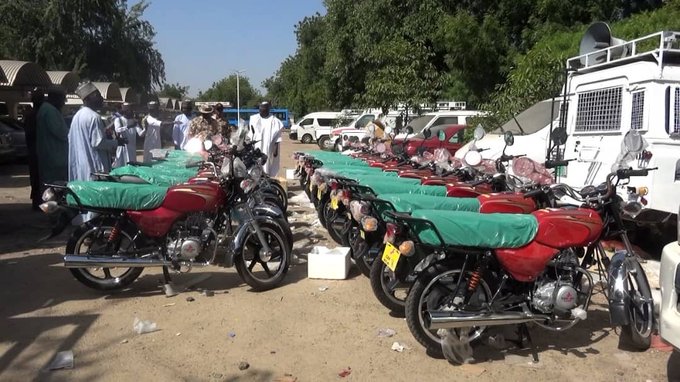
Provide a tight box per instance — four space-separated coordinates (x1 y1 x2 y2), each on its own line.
253 204 284 220
227 216 288 268
608 250 631 326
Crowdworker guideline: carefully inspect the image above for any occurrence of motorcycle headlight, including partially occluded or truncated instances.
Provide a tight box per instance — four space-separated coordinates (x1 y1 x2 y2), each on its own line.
249 165 263 183
42 188 56 202
233 157 248 178
349 200 369 221
240 179 256 193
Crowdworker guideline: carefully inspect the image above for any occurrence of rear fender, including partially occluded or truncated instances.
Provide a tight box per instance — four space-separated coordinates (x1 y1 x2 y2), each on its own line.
43 206 80 240
608 250 631 326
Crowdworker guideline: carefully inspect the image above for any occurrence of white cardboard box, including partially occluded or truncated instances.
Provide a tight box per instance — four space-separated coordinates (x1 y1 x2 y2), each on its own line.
308 246 351 280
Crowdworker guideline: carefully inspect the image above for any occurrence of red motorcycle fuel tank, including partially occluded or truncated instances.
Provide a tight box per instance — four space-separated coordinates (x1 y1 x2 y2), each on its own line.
128 183 226 238
531 208 603 248
446 184 484 197
478 193 536 214
496 242 559 282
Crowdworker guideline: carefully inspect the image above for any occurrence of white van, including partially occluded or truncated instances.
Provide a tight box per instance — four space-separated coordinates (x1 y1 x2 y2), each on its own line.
457 24 680 244
290 112 342 144
393 110 485 140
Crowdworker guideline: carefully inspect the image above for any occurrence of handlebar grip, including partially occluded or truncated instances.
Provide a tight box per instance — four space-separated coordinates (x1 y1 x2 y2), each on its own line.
185 161 203 169
616 168 653 178
545 159 569 169
523 188 544 199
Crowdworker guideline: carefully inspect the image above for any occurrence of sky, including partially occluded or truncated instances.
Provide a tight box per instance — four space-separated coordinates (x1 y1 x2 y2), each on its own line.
142 0 326 97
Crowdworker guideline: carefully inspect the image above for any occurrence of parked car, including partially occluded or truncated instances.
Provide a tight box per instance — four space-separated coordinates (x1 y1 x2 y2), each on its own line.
0 129 15 163
392 110 484 141
290 112 343 144
0 116 27 159
394 124 468 157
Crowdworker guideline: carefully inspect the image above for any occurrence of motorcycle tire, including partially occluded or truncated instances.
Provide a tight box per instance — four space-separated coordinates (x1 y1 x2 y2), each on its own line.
263 181 288 212
369 258 407 313
326 209 351 246
235 219 291 291
619 259 654 350
318 198 331 228
348 227 371 277
405 267 492 359
67 217 144 291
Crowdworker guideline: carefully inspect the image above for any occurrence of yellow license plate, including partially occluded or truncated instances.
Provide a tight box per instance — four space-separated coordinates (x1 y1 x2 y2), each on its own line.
308 182 313 192
330 197 339 210
360 230 365 239
317 187 322 199
381 242 401 272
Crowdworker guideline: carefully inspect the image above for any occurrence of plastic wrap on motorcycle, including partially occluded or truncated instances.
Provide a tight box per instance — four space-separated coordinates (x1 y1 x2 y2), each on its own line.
66 181 169 210
381 193 480 213
410 210 538 248
607 250 631 326
110 165 196 187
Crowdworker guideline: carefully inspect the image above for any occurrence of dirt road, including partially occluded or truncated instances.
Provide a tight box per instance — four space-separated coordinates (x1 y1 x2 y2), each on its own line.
0 137 675 381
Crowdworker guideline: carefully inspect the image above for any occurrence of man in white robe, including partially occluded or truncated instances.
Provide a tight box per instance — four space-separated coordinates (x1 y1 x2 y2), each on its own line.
113 103 144 167
142 101 174 163
173 100 192 149
248 101 283 177
68 82 119 181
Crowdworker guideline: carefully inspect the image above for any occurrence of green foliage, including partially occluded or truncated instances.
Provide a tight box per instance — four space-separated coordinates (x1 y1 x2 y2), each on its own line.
0 0 165 93
158 83 190 100
198 75 262 107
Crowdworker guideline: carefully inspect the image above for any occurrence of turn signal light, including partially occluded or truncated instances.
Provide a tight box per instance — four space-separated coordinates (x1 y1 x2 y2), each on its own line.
362 216 378 232
384 223 398 244
39 201 59 214
399 240 416 257
637 186 649 196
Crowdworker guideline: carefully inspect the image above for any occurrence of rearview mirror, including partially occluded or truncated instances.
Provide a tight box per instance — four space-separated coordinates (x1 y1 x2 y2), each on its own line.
623 130 644 153
204 140 213 151
406 126 414 134
422 129 431 139
473 125 485 140
438 130 446 142
551 127 567 146
504 131 514 146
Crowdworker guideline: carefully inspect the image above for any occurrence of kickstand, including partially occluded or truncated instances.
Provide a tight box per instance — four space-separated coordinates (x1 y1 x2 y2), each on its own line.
511 324 539 363
162 266 179 297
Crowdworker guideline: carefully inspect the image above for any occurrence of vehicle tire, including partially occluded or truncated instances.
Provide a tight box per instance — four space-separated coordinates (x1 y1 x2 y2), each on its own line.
370 257 407 313
405 267 491 359
235 220 290 291
318 136 330 150
67 217 144 291
262 181 288 212
326 208 351 245
301 134 313 144
318 198 330 228
619 259 654 350
348 227 371 277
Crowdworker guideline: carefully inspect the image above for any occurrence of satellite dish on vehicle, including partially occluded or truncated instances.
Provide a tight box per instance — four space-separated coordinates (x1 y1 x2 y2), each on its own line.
579 22 629 67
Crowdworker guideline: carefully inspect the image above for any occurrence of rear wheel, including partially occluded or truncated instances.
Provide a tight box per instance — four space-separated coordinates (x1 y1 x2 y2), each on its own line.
405 267 491 359
235 220 290 291
619 259 653 350
348 227 371 277
326 208 351 245
67 217 143 291
370 257 408 312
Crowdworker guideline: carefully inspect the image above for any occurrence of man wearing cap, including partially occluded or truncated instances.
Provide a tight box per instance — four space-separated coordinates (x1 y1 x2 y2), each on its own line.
173 100 192 150
112 103 144 168
248 101 283 177
142 101 174 162
25 90 44 210
188 104 219 143
68 82 119 181
212 103 229 138
37 87 69 184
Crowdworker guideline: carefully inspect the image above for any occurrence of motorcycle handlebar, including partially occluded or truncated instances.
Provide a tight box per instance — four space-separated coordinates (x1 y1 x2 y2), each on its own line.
185 160 203 169
545 159 573 169
616 167 657 179
523 188 545 199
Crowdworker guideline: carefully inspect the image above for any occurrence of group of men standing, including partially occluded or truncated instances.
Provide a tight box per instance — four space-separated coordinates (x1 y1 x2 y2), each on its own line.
25 81 284 209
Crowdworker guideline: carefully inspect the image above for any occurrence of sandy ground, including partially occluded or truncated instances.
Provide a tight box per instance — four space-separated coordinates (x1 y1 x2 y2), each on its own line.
0 136 677 382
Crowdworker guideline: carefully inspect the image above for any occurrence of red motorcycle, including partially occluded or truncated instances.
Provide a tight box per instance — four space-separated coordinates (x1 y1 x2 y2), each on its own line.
402 168 655 362
41 143 292 292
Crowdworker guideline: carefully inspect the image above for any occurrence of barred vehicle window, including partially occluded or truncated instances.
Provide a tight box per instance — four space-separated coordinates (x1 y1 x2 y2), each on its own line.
575 87 623 132
675 88 680 134
630 91 645 130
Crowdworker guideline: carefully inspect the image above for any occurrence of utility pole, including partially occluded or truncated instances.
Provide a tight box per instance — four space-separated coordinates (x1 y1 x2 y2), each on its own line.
232 69 246 127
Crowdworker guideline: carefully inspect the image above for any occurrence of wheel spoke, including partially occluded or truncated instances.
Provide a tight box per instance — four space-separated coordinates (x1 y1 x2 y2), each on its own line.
248 259 257 271
103 268 112 279
261 261 273 277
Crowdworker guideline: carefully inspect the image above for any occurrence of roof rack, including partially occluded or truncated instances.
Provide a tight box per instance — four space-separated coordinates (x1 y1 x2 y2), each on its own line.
567 31 680 72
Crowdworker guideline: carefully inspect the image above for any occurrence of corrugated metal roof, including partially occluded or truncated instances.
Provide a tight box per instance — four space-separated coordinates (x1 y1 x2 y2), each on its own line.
158 97 173 109
119 87 138 103
0 60 51 87
92 82 122 101
47 71 80 93
0 65 7 84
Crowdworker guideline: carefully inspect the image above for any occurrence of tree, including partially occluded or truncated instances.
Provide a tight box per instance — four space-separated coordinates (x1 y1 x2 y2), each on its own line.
158 83 190 99
197 75 262 106
0 0 165 93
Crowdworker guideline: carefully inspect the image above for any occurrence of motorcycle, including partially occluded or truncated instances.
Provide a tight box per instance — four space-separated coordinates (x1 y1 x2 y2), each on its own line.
40 139 292 292
402 168 655 361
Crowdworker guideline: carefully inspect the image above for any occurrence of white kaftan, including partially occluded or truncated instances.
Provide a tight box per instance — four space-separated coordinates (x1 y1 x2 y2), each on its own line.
68 106 118 181
247 114 283 177
142 115 163 163
113 115 144 167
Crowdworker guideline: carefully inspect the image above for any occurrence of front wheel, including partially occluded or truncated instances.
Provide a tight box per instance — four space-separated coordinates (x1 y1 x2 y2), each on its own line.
235 220 290 291
619 259 653 350
318 136 330 150
301 134 313 144
67 217 144 291
262 181 288 212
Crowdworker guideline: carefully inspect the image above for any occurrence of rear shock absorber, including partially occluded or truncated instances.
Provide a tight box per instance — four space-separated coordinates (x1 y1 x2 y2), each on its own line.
108 222 121 243
467 252 491 291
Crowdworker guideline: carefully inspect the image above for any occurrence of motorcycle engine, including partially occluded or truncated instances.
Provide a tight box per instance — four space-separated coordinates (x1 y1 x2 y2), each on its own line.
167 212 215 261
532 249 581 316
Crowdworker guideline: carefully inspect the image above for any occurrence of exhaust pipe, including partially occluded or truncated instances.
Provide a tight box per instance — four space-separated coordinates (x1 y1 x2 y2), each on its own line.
425 310 551 330
64 255 172 268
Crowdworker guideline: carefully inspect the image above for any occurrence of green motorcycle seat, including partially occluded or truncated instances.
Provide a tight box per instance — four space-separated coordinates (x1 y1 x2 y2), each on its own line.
380 193 481 213
67 181 168 210
110 165 195 187
410 209 538 248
